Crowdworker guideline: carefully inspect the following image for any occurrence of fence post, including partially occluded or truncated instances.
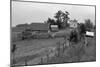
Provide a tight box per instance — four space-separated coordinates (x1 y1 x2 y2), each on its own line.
40 57 43 64
47 54 49 63
62 43 65 53
12 52 15 67
25 56 28 66
69 40 71 47
57 41 61 57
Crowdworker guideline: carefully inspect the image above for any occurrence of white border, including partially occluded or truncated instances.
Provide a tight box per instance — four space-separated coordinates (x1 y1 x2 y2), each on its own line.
0 0 99 67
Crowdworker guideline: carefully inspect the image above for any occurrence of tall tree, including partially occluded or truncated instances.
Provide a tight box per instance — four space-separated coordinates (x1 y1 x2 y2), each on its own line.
46 10 70 29
84 19 94 31
54 10 70 29
54 10 63 29
46 18 56 25
78 23 86 35
62 11 70 27
54 10 62 22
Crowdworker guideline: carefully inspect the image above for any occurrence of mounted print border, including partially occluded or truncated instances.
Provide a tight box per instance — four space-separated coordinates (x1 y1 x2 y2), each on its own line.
10 0 96 67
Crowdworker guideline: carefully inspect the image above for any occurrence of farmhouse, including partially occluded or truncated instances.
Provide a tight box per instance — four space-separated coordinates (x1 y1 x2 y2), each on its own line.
69 19 78 28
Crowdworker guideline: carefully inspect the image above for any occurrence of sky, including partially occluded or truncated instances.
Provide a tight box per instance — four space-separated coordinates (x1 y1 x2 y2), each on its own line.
11 1 95 27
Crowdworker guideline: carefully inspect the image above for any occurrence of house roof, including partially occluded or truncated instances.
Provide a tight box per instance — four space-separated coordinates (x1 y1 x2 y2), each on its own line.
12 23 49 32
30 23 49 31
12 27 26 32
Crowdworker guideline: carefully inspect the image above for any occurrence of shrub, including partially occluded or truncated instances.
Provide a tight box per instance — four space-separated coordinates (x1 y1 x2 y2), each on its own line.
78 23 86 35
21 29 32 40
85 19 94 31
69 30 79 43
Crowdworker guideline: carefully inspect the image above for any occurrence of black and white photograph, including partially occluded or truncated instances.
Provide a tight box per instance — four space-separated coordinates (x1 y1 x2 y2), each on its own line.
11 0 96 67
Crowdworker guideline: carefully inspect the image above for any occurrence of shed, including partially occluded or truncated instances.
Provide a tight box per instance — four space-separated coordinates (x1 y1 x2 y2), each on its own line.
50 25 59 32
85 31 94 37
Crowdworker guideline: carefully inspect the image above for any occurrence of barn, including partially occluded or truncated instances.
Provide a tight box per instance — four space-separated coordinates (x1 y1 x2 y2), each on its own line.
30 23 49 33
12 23 50 40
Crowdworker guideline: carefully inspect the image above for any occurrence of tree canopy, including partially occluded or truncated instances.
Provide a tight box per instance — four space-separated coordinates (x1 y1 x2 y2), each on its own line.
84 19 94 31
46 10 70 29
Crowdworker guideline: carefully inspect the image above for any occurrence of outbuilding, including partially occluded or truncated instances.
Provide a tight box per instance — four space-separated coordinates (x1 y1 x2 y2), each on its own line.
85 31 94 37
50 25 59 32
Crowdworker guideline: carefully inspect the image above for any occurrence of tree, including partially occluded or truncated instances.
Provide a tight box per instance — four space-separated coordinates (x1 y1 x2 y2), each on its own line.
77 23 86 40
46 18 56 25
54 10 70 29
69 30 79 43
46 10 70 29
62 11 70 27
84 19 94 31
54 10 63 29
78 23 86 35
54 10 63 22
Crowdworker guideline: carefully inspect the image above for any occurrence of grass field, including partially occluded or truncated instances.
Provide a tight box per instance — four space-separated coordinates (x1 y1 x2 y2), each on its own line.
11 29 96 66
11 37 64 65
44 37 96 64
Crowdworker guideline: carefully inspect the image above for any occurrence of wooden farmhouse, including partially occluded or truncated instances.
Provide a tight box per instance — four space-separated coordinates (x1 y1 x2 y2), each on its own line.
69 19 78 28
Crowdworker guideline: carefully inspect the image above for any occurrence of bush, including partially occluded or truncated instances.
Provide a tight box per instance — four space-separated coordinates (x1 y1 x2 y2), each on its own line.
69 30 79 43
85 19 94 31
78 23 86 35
